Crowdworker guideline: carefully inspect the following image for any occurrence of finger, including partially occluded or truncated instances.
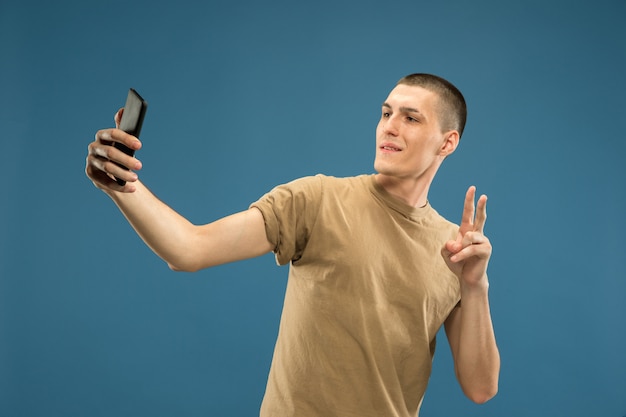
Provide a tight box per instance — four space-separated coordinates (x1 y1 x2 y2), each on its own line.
450 245 480 263
93 143 142 172
450 235 492 262
444 239 462 255
474 194 488 233
94 130 142 166
95 129 113 146
89 137 142 172
114 108 124 128
461 231 487 248
460 186 476 230
89 153 139 183
96 128 142 150
86 155 137 192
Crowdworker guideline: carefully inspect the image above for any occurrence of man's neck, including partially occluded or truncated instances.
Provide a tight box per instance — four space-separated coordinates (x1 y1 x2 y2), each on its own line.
374 174 433 208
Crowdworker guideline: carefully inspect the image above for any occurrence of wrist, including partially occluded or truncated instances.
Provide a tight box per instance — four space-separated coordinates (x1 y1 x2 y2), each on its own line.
460 276 490 296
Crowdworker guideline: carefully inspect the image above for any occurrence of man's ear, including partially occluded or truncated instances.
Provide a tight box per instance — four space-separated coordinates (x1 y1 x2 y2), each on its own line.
440 130 460 157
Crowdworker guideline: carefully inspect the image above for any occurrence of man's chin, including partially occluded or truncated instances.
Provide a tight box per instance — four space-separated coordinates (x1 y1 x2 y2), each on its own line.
373 160 398 176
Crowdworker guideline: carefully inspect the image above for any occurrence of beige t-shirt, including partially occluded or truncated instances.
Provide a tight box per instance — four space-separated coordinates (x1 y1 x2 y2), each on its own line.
251 174 460 417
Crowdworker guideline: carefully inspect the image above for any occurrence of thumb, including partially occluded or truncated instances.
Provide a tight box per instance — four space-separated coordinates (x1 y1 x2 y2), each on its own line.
114 108 124 128
444 239 461 254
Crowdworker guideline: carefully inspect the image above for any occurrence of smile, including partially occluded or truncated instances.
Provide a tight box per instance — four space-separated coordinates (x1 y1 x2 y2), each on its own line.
380 144 402 152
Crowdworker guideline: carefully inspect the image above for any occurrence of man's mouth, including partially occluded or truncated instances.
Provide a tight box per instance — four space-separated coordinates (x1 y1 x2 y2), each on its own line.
380 143 402 152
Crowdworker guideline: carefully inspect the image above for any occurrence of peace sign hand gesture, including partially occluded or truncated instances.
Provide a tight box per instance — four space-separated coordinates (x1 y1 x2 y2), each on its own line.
442 186 492 289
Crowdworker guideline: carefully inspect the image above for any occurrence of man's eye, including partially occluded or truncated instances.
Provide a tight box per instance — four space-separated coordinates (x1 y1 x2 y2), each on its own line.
382 112 391 118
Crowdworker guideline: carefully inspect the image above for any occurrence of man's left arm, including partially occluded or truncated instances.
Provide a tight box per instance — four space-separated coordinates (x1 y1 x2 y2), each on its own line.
441 186 500 404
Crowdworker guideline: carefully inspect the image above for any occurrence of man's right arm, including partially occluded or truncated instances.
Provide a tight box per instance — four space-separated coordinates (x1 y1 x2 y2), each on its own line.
85 117 274 272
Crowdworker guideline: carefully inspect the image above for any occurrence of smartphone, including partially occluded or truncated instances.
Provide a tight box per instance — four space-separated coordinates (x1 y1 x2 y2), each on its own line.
114 88 148 185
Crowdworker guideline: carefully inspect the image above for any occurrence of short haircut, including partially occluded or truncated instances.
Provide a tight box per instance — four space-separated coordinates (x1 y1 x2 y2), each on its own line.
396 73 467 138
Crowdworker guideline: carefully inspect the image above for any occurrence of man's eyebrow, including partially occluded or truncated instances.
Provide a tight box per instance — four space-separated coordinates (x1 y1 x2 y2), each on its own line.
382 102 422 115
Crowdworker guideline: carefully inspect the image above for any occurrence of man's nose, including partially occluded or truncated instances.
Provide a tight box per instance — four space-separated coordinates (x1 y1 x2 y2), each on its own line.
382 116 399 136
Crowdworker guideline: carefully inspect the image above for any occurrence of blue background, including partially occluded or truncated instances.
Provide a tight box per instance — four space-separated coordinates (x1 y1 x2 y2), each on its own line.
1 0 625 416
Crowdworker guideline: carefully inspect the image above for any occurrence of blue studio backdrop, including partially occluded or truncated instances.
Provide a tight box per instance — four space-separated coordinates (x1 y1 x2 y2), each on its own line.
1 0 625 416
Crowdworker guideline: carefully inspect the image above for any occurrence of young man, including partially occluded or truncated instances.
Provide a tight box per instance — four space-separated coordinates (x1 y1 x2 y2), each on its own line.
86 73 500 416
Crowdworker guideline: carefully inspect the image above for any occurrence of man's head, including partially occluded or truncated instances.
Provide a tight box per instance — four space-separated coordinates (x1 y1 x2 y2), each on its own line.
396 73 467 138
374 74 467 192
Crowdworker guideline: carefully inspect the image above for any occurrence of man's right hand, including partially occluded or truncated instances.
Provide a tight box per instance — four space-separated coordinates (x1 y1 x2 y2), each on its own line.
86 109 143 193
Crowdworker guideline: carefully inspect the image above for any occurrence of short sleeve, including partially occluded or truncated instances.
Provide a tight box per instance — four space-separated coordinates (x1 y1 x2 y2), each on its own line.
250 175 323 265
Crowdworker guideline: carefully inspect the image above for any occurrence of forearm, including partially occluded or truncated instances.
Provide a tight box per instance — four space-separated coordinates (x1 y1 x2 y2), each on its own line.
105 180 273 272
106 180 202 271
454 281 500 403
88 126 274 272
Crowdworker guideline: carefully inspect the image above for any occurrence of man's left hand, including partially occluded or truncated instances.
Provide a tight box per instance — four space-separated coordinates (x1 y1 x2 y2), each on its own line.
442 186 492 289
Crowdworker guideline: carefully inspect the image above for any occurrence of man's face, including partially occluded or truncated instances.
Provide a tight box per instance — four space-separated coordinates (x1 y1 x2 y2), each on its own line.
374 84 451 181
